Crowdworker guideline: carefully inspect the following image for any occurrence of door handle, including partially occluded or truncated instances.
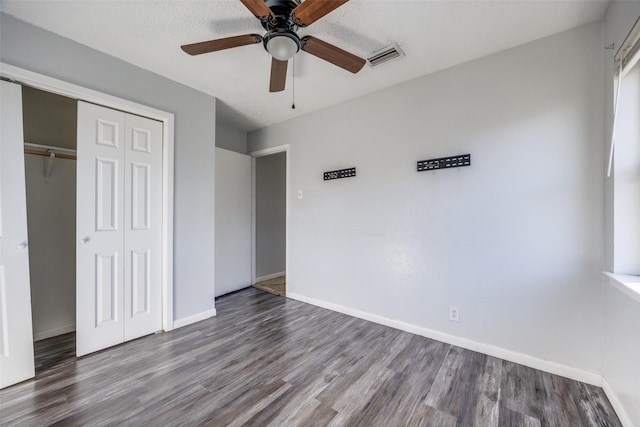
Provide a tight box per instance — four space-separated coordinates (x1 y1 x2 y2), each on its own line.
16 241 28 250
79 237 91 244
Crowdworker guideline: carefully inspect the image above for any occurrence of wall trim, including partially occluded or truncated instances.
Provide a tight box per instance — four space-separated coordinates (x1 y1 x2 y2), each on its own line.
1 62 175 332
173 307 217 330
255 271 286 283
602 377 633 427
604 272 640 304
287 292 602 387
33 324 76 342
248 145 290 157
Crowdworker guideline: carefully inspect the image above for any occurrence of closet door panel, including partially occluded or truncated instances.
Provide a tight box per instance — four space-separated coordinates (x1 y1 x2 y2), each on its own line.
95 252 118 325
77 102 125 357
0 81 35 388
123 114 162 341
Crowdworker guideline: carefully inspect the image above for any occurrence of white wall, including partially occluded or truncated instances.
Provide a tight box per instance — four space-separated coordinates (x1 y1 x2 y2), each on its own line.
602 279 640 427
249 23 605 375
1 13 217 322
215 148 252 296
216 120 247 154
601 3 640 426
255 152 286 279
24 155 76 340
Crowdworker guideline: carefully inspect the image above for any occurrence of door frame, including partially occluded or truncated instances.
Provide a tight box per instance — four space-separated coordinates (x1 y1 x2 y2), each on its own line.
248 144 290 287
0 62 175 332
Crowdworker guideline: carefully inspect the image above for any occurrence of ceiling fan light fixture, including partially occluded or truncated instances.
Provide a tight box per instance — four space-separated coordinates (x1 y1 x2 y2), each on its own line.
266 31 300 61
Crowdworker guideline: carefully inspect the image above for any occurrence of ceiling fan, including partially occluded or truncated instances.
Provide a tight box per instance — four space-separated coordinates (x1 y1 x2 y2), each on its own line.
181 0 366 92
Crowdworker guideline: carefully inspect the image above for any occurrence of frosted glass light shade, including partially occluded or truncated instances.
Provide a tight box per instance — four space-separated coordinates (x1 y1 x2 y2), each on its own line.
267 35 299 61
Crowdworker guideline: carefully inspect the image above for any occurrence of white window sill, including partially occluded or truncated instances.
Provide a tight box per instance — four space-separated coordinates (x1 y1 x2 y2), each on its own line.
604 272 640 304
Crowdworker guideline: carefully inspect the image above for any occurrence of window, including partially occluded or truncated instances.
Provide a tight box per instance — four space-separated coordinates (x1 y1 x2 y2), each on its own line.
610 18 640 276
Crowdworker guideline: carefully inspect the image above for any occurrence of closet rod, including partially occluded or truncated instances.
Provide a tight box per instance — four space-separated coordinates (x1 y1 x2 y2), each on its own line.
24 149 77 161
24 142 77 154
24 142 77 161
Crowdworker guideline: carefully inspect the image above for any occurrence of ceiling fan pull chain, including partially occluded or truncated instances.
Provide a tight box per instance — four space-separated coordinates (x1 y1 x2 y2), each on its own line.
291 56 296 109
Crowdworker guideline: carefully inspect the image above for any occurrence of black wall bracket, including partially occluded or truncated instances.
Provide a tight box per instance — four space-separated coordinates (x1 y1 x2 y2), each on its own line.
324 167 356 181
418 154 471 172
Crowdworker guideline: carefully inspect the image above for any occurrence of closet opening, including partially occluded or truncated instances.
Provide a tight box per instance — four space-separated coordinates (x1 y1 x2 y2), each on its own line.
22 86 78 373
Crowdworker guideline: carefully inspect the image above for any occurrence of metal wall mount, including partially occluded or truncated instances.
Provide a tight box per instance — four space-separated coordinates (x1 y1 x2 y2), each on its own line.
324 167 356 181
417 154 471 172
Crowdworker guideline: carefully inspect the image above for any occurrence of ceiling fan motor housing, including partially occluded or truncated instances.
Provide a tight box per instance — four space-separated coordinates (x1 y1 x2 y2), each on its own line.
261 0 301 32
262 0 302 60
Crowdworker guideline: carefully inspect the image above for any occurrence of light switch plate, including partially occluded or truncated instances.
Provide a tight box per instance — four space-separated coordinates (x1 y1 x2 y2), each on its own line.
449 305 460 322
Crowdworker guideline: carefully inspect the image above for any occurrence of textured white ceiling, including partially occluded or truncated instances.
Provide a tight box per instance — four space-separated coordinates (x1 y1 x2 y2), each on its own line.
1 0 609 131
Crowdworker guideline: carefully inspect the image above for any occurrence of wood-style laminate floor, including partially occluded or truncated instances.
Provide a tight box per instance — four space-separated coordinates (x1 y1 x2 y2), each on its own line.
0 288 621 426
253 275 286 297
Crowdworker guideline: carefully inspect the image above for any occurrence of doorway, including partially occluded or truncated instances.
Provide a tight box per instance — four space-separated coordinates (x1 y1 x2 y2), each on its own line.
252 147 288 297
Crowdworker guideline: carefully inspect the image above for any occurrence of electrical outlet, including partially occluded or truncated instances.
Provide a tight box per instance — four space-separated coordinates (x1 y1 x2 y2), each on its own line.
449 305 460 322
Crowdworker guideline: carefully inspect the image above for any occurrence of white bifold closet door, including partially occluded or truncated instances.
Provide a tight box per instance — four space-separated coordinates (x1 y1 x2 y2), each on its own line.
0 81 35 388
77 102 162 357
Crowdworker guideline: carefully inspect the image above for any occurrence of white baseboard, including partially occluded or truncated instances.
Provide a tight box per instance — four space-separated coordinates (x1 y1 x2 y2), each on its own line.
287 292 601 386
173 307 217 329
33 323 76 342
255 271 286 283
602 377 634 427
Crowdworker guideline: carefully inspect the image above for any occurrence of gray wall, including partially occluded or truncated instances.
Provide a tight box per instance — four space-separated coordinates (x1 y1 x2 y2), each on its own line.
22 86 77 149
249 23 605 374
25 154 76 340
1 13 216 321
216 120 247 154
256 152 286 279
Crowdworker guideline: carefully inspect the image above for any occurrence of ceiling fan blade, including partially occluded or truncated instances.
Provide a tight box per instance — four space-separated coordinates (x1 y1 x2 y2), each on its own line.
301 36 365 74
270 58 288 92
239 0 273 20
181 34 263 55
292 0 349 26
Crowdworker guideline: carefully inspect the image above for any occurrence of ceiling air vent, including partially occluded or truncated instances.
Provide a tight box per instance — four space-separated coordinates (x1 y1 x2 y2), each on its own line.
367 44 404 68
